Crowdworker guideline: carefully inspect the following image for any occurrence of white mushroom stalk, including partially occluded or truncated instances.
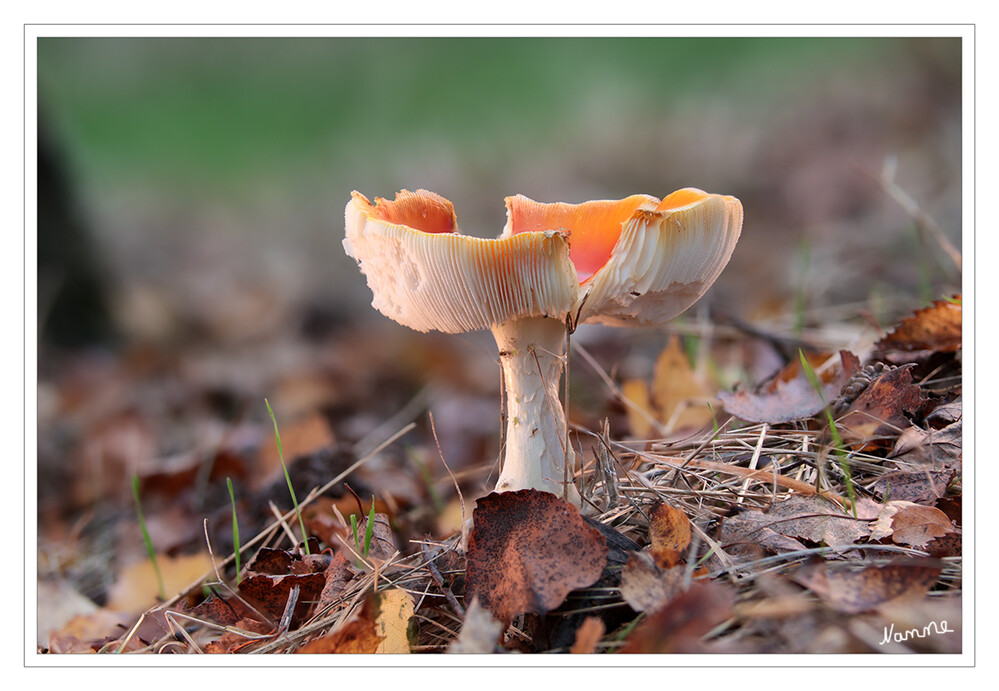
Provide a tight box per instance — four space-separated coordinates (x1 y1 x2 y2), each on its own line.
343 188 742 505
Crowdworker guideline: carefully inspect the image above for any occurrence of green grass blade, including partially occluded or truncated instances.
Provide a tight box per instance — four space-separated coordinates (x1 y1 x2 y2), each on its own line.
798 350 857 516
226 477 242 583
265 398 310 554
131 475 165 600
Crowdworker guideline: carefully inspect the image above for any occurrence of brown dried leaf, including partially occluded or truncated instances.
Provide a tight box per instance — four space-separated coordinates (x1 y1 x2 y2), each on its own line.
238 572 326 622
888 421 962 466
765 496 870 546
620 582 736 653
374 589 414 654
886 501 956 548
719 350 860 424
570 616 606 654
107 552 215 615
619 551 687 613
838 365 923 446
648 501 691 563
873 468 956 503
203 617 272 654
465 490 608 625
297 592 383 654
792 558 941 614
876 296 962 353
720 509 809 563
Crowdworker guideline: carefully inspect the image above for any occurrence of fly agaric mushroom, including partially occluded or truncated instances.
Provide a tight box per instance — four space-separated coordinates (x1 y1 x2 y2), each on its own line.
343 188 742 504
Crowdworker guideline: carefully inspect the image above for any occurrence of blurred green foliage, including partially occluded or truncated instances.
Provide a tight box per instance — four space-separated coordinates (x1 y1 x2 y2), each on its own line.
37 37 902 189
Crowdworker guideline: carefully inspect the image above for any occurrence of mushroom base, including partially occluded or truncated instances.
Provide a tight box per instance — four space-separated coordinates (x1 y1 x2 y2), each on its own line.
491 316 580 504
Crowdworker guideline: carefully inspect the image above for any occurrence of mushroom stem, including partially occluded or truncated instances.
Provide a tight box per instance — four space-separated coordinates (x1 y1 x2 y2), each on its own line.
491 316 580 503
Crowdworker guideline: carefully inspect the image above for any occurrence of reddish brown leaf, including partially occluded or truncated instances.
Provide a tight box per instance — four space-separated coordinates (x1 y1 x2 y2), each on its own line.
620 582 736 653
318 551 354 611
297 592 383 654
876 296 962 353
203 618 272 654
719 350 860 424
838 364 923 446
238 571 326 622
464 490 608 625
793 558 941 614
925 531 962 558
648 501 692 564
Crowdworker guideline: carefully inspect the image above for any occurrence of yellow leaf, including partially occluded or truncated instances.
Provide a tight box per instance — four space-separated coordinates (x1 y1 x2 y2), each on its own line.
621 378 656 438
651 335 714 432
108 552 215 615
375 589 414 653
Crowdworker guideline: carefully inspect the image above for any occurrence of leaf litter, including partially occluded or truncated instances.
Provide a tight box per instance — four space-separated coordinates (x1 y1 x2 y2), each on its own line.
37 293 963 655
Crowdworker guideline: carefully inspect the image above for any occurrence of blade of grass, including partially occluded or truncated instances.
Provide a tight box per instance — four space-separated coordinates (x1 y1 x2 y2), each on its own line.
264 398 310 554
226 477 242 583
132 475 165 600
798 350 857 516
363 498 376 558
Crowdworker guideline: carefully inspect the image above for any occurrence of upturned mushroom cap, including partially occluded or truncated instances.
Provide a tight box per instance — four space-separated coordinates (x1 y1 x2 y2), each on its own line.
344 187 742 332
503 188 743 327
344 190 578 333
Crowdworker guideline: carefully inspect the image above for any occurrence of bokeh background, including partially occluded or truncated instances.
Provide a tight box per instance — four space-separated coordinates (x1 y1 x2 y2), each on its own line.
35 36 963 630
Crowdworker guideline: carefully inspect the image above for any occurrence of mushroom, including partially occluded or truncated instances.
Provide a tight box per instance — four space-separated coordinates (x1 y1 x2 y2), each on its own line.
343 188 742 505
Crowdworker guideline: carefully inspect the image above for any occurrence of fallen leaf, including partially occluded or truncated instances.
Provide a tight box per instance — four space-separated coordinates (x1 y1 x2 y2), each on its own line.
107 552 215 615
374 589 414 653
720 509 808 563
619 550 687 613
873 468 956 505
621 378 657 438
464 490 608 625
447 598 503 654
764 496 870 546
792 558 941 614
620 582 736 653
648 501 691 566
837 365 923 446
297 592 383 653
650 335 715 431
720 350 860 424
882 501 956 548
876 296 962 353
570 616 606 654
203 617 272 654
888 421 962 466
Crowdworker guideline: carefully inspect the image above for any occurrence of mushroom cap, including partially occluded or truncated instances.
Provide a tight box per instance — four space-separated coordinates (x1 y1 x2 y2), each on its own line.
344 187 742 333
344 190 578 333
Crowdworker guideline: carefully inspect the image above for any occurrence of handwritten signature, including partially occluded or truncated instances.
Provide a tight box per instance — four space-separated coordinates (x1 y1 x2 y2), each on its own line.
880 619 955 646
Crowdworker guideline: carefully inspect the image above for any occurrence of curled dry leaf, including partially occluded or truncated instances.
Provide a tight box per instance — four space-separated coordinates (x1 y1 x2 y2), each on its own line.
876 296 962 353
620 582 736 653
464 490 608 625
792 558 942 614
719 350 860 424
619 550 687 613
